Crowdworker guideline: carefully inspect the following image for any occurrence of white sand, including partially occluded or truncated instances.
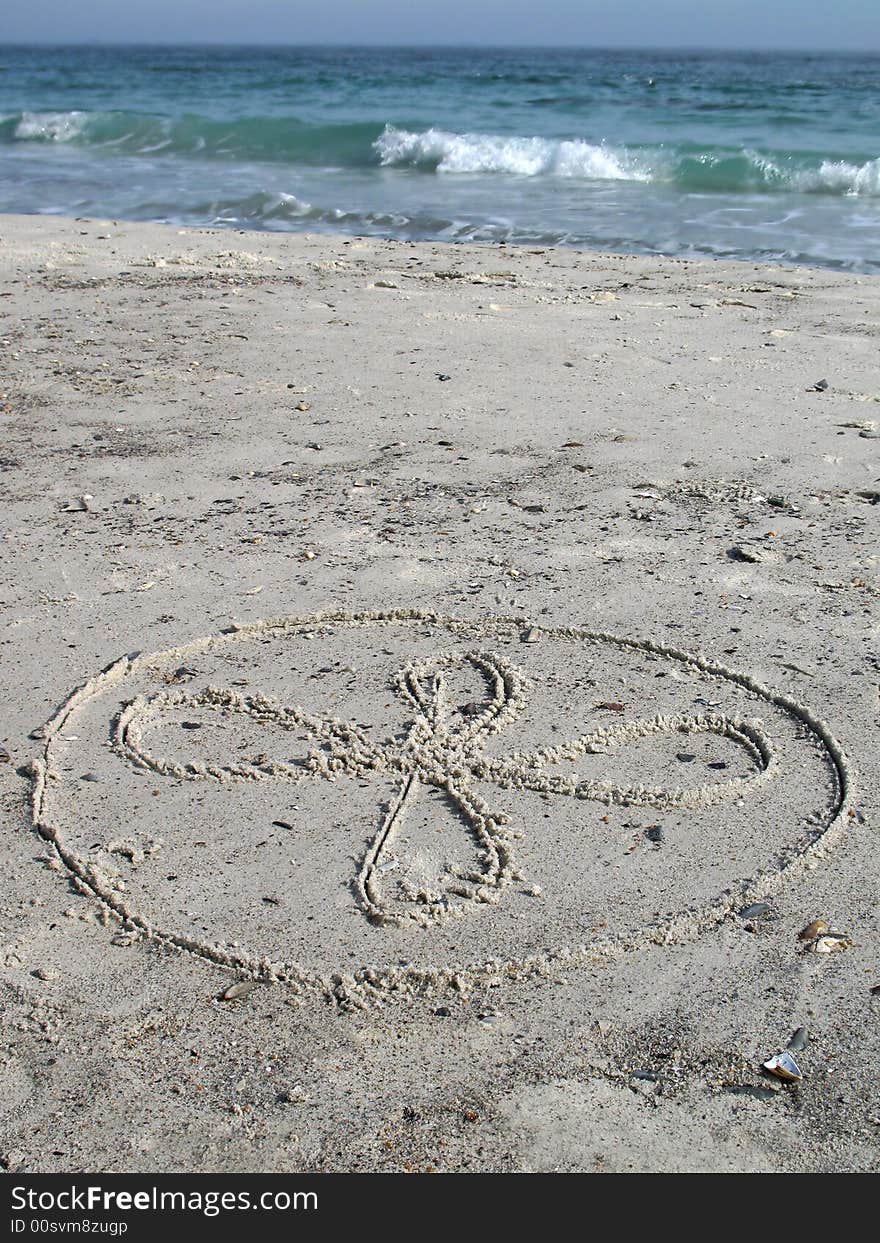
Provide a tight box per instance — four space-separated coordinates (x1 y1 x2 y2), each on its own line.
0 214 878 1172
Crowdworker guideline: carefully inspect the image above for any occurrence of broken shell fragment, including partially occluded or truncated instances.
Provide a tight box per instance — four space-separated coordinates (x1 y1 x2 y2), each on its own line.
813 934 851 954
762 1051 803 1082
786 1026 808 1053
218 980 261 1002
798 919 828 941
739 902 770 920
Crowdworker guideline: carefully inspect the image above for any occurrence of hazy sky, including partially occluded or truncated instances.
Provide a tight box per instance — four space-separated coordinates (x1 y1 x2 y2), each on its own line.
4 0 879 50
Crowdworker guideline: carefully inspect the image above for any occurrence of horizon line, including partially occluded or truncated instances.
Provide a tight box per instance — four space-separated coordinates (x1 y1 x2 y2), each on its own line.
2 41 879 54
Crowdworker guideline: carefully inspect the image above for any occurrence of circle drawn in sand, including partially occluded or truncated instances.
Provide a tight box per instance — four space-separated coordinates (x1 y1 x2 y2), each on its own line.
29 611 850 1004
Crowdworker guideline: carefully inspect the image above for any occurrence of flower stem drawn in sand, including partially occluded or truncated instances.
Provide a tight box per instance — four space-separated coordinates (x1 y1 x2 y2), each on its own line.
113 648 779 928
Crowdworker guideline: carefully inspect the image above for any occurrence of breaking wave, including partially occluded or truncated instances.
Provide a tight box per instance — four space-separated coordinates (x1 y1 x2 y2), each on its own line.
2 110 878 197
373 125 649 180
376 127 880 195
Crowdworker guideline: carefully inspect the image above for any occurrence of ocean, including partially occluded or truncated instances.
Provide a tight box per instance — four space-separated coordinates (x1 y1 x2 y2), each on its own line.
1 44 879 272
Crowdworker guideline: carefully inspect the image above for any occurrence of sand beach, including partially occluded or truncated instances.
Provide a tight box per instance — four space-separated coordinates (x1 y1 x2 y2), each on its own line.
0 212 878 1172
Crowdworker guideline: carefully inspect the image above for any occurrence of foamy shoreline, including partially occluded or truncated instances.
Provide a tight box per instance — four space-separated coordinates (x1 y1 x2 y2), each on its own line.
1 213 877 1173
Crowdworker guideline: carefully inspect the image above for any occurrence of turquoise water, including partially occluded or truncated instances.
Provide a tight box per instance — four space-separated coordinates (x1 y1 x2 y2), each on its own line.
2 45 879 271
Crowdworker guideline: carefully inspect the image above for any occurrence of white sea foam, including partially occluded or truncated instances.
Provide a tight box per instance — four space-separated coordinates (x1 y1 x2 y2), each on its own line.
739 149 880 196
374 125 649 181
807 157 880 196
15 111 87 142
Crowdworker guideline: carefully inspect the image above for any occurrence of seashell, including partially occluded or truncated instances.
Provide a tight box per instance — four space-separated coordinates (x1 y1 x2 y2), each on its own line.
814 935 850 954
798 919 827 941
63 494 93 513
218 980 260 1002
762 1051 802 1082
